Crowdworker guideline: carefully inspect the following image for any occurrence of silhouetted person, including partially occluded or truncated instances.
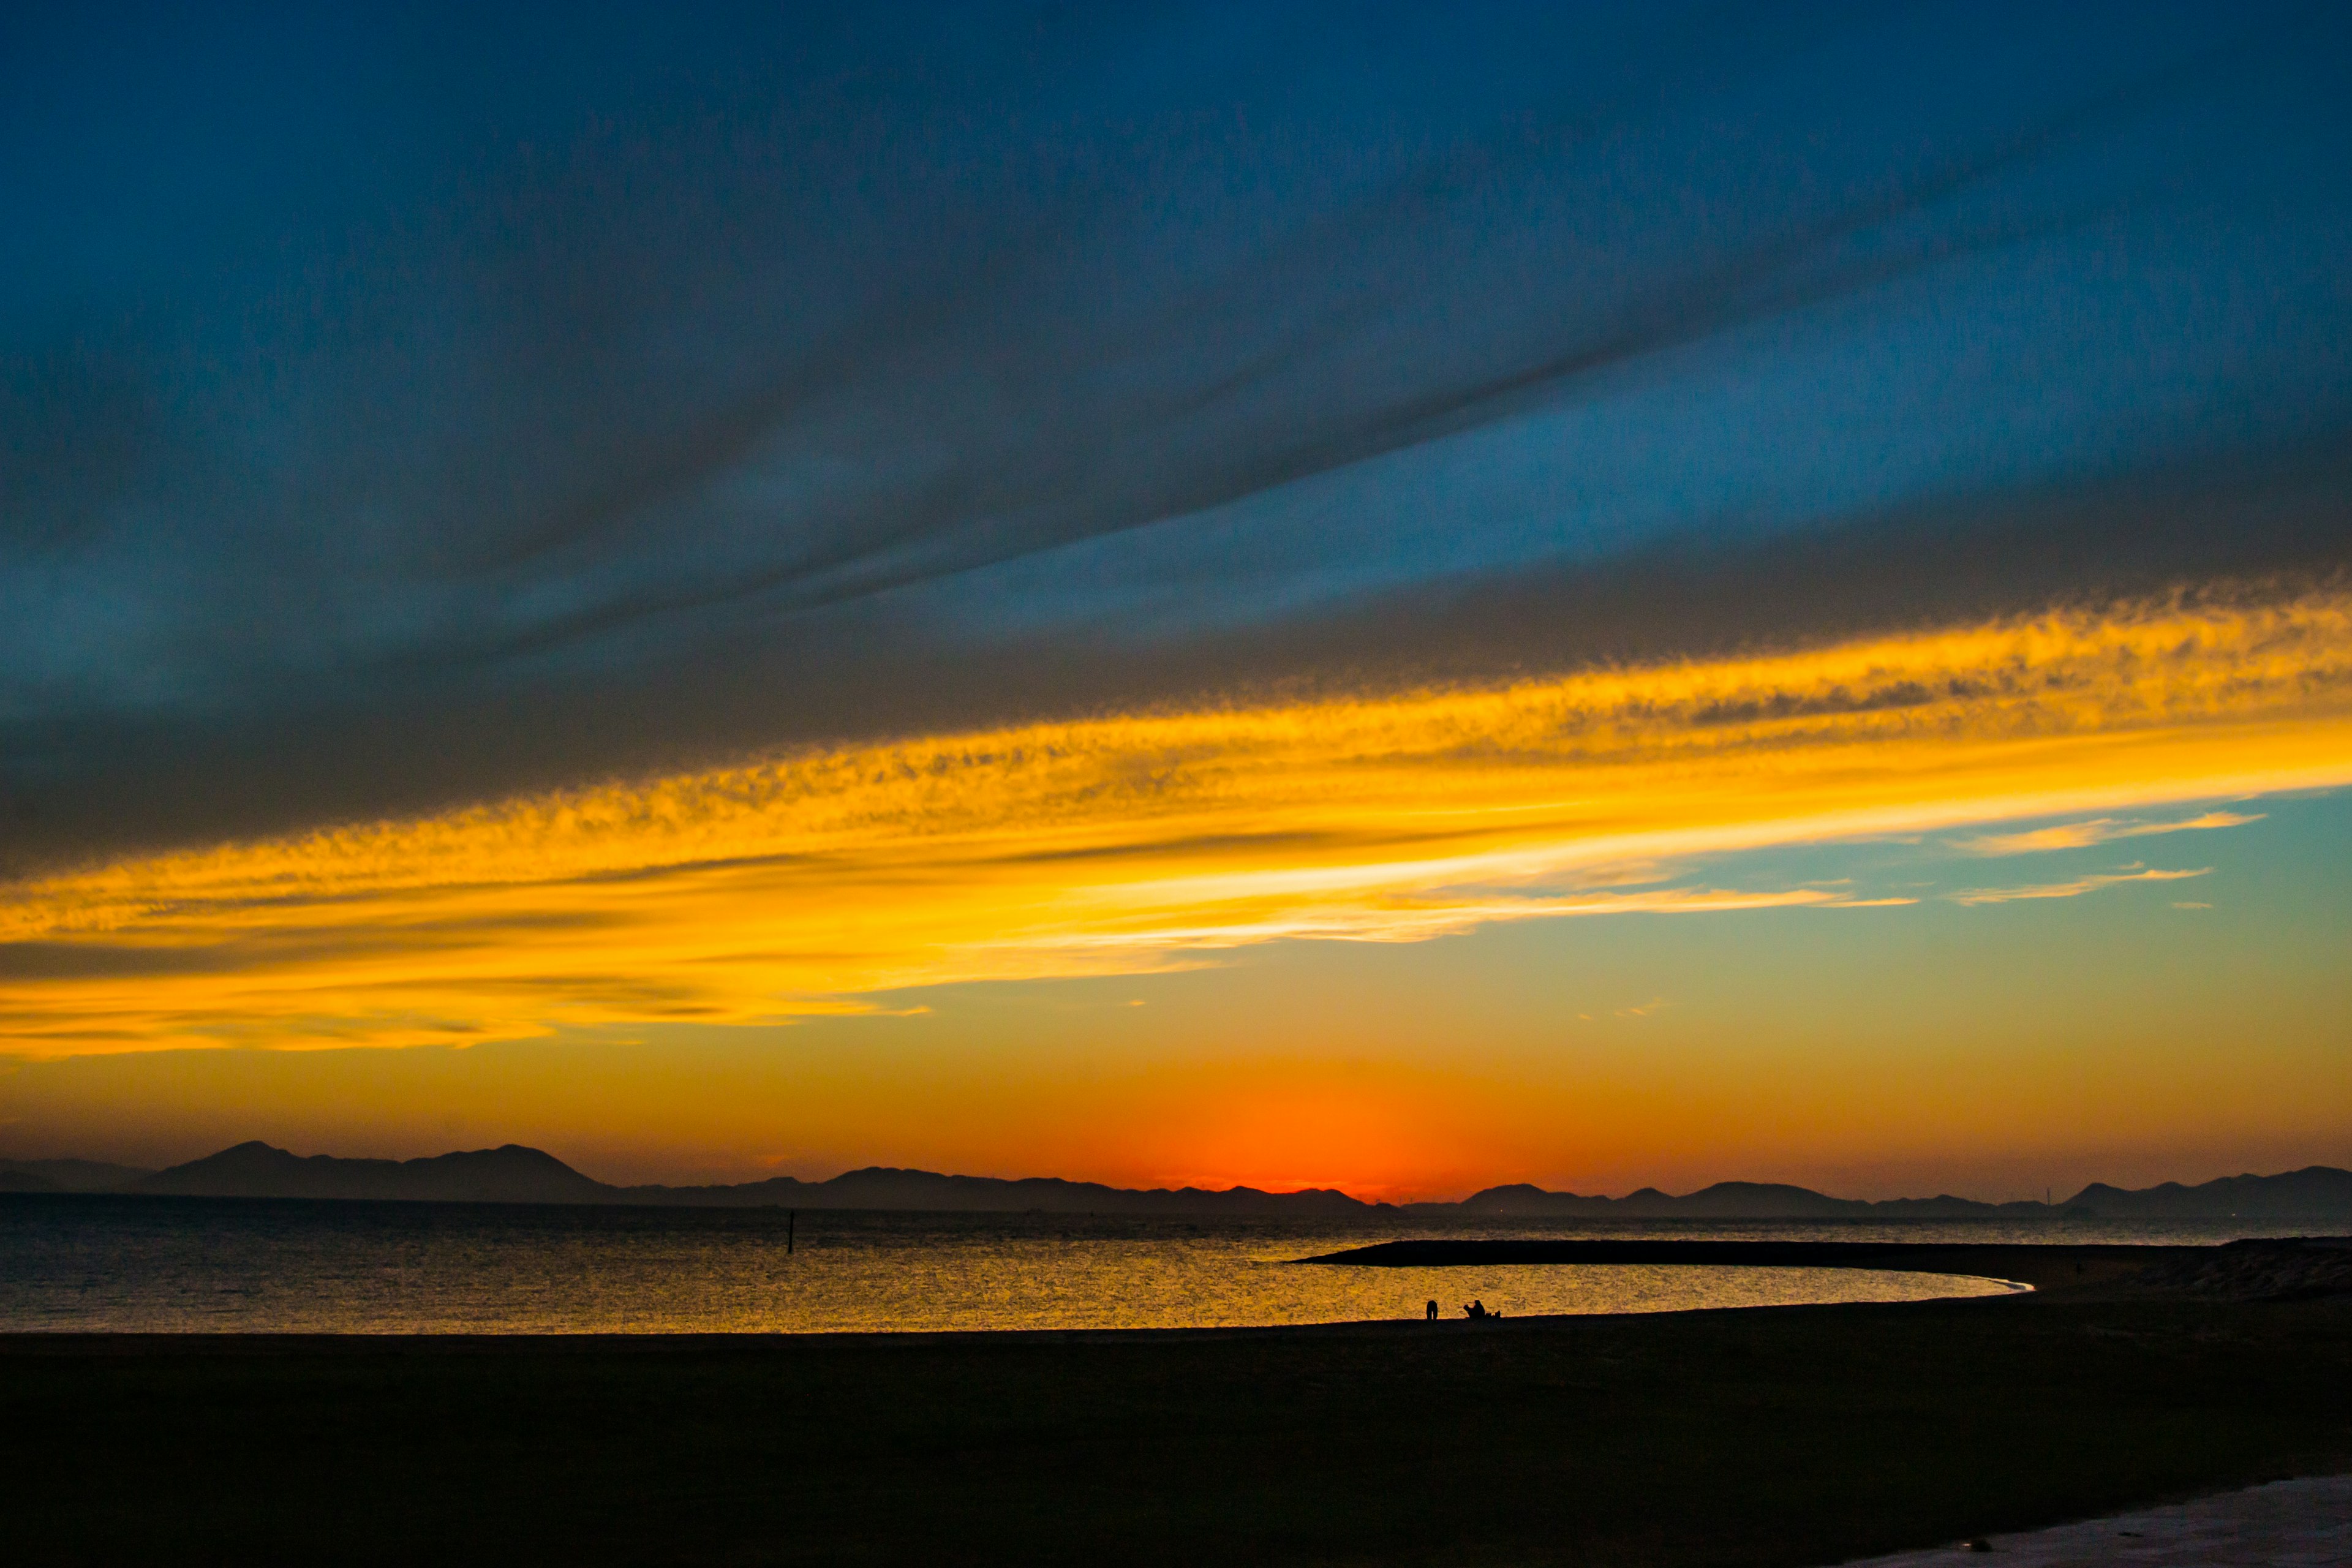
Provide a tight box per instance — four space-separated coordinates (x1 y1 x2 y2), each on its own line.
1425 1298 1439 1321
1463 1300 1486 1319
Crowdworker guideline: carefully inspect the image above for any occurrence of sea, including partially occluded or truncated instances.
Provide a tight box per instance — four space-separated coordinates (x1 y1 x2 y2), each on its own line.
1 1197 2314 1335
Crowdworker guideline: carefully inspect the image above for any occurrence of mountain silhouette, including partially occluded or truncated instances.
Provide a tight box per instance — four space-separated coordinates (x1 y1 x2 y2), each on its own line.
2063 1166 2352 1219
1447 1180 2065 1219
4 1142 2345 1217
136 1141 611 1204
624 1166 1376 1216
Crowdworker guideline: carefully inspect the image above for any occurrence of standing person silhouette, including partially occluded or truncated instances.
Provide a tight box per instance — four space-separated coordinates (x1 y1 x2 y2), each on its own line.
1425 1298 1439 1321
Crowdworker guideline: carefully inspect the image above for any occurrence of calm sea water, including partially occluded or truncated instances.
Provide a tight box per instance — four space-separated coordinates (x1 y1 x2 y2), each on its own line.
0 1197 2287 1335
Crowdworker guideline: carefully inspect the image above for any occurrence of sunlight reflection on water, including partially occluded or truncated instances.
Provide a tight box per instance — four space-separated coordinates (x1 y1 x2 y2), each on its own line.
0 1199 2059 1333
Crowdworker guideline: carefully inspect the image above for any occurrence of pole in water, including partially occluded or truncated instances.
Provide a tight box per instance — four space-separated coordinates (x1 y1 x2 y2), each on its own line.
788 1209 795 1255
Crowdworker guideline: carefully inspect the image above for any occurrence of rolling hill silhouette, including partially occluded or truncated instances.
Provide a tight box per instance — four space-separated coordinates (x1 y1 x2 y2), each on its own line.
6 1143 2345 1218
135 1141 612 1204
2064 1166 2352 1220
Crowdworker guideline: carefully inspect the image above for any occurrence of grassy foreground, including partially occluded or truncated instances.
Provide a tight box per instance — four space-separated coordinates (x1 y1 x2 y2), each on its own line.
6 1289 2348 1566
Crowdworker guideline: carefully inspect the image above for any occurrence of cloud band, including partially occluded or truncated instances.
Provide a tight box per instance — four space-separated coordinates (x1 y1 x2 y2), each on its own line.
2 582 2348 1055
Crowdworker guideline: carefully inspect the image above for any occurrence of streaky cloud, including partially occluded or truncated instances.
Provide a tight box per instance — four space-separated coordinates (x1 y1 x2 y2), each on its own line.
3 584 2347 1057
1958 810 2265 856
4 3 2351 869
1946 867 2212 907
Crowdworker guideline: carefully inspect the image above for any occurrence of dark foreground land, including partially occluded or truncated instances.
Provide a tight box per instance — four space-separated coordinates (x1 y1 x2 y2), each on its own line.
5 1245 2350 1567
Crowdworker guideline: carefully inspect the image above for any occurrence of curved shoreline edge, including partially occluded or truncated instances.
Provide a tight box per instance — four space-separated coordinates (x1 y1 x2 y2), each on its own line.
9 1276 2348 1567
1291 1238 2206 1294
7 1244 2340 1349
1297 1235 2352 1303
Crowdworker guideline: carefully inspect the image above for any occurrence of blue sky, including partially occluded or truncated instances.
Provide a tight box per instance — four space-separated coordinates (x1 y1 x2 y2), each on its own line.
2 4 2348 1191
6 1 2349 865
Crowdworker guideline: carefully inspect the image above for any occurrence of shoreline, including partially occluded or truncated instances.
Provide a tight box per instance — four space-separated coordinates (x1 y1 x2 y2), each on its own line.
7 1284 2346 1564
0 1289 2034 1354
12 1239 2342 1344
11 1239 2311 1345
1296 1237 2210 1292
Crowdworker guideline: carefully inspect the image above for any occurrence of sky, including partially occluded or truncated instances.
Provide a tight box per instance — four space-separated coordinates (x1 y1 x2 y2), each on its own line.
2 2 2348 1199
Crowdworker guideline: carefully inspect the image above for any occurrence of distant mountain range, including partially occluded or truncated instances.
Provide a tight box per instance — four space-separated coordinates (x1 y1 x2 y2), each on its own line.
5 1142 2350 1219
1446 1169 2352 1220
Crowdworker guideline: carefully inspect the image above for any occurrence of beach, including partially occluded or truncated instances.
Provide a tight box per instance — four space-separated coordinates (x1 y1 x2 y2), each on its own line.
7 1245 2347 1566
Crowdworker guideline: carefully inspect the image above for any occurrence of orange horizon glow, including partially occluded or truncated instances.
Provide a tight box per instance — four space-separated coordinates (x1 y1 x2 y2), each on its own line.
4 578 2351 1060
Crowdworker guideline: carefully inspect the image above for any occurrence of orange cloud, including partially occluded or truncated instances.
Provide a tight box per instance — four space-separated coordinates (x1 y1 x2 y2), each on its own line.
1946 866 2212 906
4 581 2350 1056
1958 810 2264 856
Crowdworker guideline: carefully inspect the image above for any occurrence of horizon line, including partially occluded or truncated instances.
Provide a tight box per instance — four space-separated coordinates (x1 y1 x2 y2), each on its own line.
12 1137 2350 1211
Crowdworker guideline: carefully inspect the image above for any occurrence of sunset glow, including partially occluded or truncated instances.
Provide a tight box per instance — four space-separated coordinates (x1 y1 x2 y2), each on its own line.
6 583 2346 1059
7 4 2351 1204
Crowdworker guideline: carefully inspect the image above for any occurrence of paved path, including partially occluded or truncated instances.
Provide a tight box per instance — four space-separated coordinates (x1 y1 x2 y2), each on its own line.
1842 1477 2352 1566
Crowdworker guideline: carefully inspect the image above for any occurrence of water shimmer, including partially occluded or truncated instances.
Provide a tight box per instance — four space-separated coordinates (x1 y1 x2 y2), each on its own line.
0 1199 2059 1333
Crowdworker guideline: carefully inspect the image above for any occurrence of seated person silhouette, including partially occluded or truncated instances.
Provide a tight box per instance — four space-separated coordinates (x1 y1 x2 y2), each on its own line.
1463 1300 1486 1319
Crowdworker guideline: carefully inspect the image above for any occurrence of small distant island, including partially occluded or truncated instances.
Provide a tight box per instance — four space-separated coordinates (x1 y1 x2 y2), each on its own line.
4 1140 2348 1220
